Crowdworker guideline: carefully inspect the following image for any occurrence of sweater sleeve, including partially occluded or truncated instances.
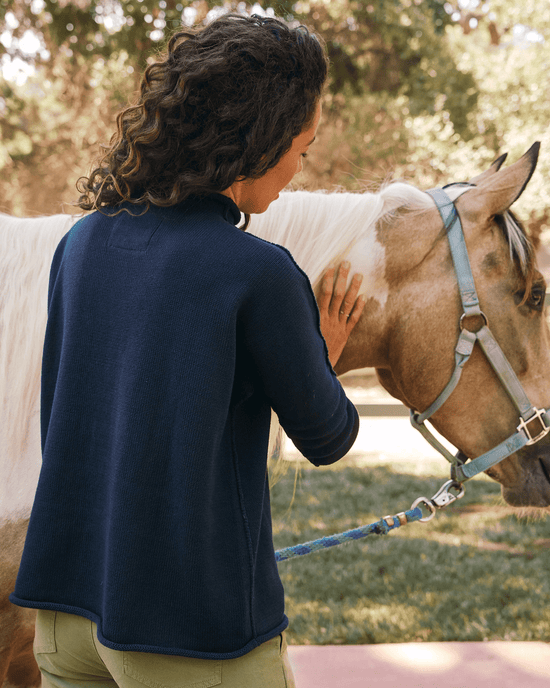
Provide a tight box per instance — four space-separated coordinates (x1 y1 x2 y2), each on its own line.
240 245 359 466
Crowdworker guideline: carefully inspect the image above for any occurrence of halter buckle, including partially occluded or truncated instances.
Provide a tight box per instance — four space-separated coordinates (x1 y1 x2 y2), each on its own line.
517 408 550 445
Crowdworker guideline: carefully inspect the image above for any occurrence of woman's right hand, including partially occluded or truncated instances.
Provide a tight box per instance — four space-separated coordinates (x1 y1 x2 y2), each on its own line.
317 261 365 367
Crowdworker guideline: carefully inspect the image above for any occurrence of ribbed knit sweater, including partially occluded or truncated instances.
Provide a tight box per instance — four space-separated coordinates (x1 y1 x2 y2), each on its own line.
11 194 359 658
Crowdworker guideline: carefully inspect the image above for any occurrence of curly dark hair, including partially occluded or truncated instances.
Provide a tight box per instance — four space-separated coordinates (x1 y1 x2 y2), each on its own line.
77 13 328 217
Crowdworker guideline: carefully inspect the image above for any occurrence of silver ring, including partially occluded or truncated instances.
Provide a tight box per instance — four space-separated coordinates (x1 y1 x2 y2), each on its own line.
460 311 488 332
411 497 436 522
340 311 348 317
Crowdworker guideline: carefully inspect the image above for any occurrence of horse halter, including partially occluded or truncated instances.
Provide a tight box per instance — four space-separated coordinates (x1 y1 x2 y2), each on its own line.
410 187 550 483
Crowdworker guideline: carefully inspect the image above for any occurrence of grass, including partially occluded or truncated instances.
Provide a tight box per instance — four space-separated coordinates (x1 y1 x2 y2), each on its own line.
270 458 550 645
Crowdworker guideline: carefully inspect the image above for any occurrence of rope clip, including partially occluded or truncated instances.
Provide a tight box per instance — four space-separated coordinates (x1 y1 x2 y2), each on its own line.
411 479 465 522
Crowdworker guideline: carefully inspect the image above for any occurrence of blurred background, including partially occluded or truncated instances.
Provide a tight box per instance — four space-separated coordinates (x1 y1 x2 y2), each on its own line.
1 0 550 245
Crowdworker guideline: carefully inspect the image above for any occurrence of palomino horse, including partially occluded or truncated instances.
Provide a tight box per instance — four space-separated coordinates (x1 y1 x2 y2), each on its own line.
1 145 549 686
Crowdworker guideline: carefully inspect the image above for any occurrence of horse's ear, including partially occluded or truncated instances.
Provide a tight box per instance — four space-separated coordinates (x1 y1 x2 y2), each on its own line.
460 143 540 217
468 152 508 185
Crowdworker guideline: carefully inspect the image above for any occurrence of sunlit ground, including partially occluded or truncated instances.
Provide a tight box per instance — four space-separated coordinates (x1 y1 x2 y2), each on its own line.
288 641 550 687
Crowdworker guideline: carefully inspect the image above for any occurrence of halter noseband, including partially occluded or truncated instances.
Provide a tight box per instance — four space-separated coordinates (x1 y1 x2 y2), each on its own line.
410 188 550 482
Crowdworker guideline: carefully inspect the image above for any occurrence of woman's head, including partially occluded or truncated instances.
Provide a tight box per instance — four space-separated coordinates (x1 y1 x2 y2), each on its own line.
221 98 321 214
78 13 328 213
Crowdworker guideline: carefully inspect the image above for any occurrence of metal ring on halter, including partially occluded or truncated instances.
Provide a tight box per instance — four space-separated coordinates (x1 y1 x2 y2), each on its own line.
411 497 437 522
459 311 488 332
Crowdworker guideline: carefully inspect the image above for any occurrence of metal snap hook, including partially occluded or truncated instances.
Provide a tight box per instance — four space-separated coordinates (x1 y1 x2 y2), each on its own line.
430 479 465 507
411 480 465 523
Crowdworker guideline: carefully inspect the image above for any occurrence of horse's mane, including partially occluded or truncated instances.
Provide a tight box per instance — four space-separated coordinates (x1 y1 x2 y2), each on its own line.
249 182 434 289
249 182 536 293
0 213 76 515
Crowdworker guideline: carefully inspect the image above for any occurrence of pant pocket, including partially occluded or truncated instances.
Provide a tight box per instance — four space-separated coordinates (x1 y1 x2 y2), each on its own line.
34 610 57 655
123 651 221 688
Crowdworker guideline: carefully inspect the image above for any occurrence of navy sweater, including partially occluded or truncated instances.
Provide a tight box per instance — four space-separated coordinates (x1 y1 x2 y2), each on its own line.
11 194 359 658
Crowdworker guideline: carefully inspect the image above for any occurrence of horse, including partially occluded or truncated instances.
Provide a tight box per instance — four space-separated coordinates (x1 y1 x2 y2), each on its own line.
1 144 549 687
250 143 550 502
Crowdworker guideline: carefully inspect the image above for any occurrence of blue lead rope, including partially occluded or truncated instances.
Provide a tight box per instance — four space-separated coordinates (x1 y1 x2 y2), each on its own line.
275 506 423 562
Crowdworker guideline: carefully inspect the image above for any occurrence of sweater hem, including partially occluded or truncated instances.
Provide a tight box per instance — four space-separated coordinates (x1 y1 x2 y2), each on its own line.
9 594 288 659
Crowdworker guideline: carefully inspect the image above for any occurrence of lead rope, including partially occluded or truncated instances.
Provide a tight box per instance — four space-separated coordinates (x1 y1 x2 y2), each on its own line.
275 479 464 562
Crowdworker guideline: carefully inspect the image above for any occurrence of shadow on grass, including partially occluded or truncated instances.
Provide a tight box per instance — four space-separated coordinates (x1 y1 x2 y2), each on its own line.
271 465 550 645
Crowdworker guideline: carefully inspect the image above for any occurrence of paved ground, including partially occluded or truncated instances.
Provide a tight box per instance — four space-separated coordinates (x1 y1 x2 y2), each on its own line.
287 642 550 687
284 406 456 473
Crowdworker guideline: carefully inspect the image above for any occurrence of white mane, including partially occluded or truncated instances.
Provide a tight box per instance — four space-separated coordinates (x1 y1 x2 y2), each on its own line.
249 183 434 289
0 213 77 518
250 184 533 294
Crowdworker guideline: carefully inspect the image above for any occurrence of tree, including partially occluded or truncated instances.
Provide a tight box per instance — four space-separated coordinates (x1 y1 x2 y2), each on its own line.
391 0 550 236
1 0 482 215
296 0 477 138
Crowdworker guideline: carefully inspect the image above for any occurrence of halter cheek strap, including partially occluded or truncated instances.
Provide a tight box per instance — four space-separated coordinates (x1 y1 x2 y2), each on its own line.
410 188 550 482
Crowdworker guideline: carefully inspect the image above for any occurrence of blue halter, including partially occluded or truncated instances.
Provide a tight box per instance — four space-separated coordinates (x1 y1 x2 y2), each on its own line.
410 188 550 482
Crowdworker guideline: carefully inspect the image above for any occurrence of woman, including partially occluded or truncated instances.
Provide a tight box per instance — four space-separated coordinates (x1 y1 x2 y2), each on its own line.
11 13 365 688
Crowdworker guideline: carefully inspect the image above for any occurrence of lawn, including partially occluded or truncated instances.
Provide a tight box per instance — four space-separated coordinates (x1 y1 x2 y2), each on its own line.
270 456 550 645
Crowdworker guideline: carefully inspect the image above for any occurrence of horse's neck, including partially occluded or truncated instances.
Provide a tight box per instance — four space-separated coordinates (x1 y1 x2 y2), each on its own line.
249 191 392 369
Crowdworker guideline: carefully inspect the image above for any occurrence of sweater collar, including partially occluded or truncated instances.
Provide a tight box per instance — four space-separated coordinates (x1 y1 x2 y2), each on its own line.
204 193 242 226
104 194 242 227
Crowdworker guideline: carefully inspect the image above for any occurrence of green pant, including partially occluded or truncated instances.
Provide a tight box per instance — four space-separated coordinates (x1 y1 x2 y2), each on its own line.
34 610 296 688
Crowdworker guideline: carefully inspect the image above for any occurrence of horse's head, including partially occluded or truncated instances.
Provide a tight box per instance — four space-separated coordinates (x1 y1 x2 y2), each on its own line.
340 144 550 507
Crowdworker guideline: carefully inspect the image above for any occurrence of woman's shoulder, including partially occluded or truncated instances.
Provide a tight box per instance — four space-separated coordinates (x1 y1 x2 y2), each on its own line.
242 230 304 274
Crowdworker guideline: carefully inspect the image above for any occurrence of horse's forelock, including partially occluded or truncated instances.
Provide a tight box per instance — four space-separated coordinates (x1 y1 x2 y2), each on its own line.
497 211 536 298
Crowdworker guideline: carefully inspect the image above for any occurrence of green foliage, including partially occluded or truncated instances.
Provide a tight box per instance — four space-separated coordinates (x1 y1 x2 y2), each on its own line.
271 462 550 644
1 0 468 106
1 0 549 234
389 17 550 231
292 0 476 138
293 3 550 236
0 49 138 214
0 0 480 215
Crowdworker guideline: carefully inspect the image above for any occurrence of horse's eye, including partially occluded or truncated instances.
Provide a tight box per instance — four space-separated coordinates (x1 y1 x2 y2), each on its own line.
529 286 546 310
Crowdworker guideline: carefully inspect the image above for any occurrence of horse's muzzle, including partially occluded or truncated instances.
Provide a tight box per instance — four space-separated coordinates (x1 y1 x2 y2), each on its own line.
501 443 550 507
